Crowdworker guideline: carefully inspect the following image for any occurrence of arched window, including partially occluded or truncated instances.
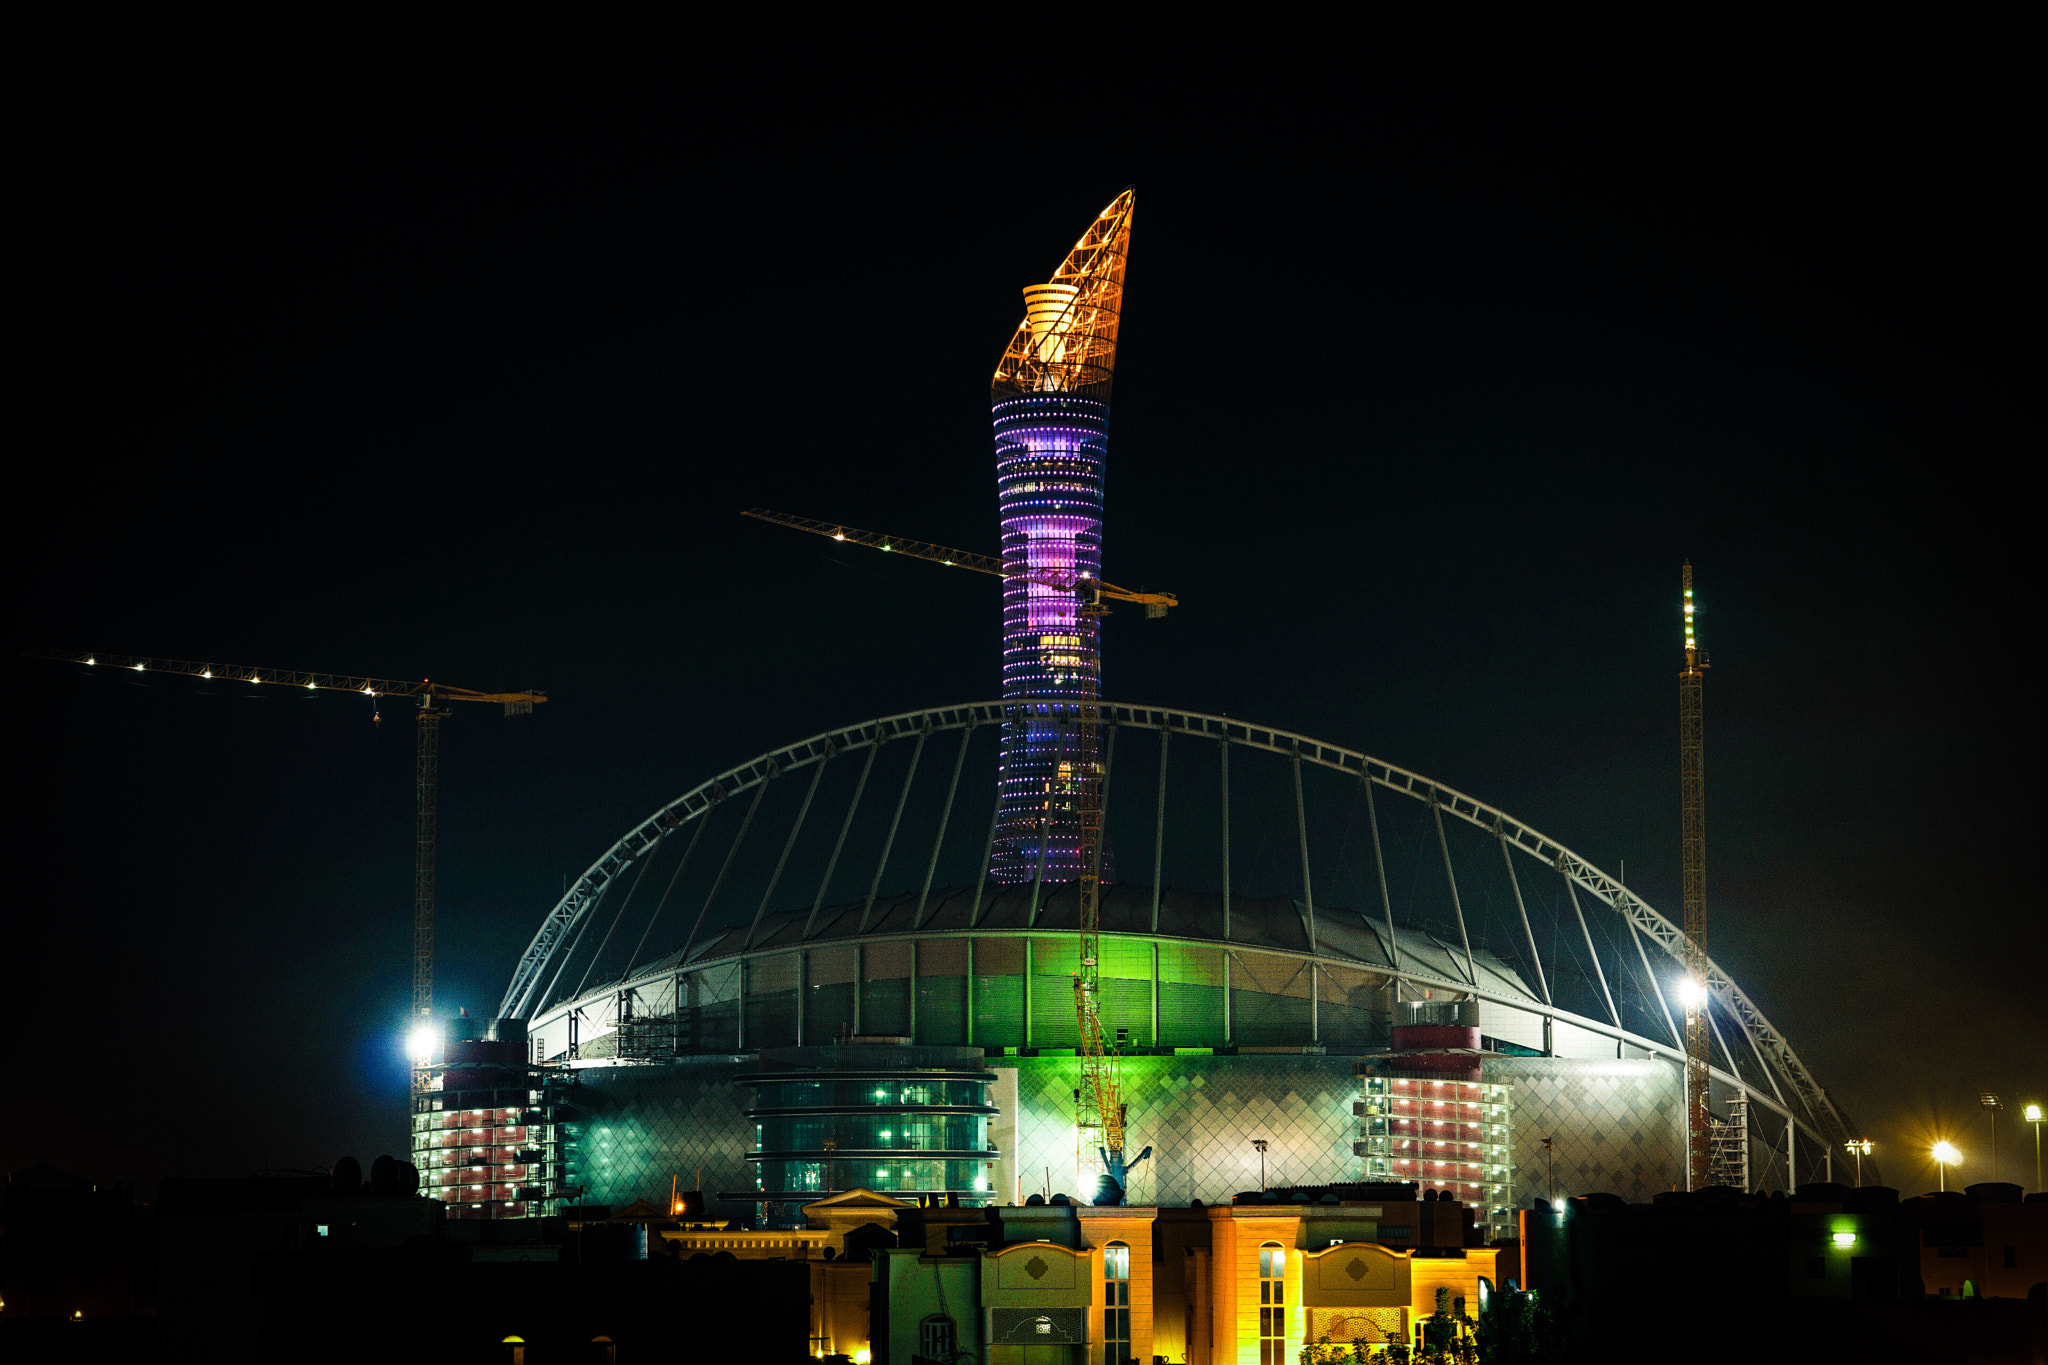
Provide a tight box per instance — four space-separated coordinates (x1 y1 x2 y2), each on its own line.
1259 1242 1287 1365
1104 1242 1132 1364
587 1336 616 1364
500 1336 526 1365
919 1314 956 1362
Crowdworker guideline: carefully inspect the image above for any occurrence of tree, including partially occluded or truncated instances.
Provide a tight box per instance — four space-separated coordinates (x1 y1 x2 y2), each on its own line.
1472 1288 1569 1365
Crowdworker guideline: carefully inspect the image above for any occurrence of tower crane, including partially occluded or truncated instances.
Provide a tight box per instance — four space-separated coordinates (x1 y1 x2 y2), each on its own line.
1678 565 1711 1189
744 507 1162 1202
27 649 545 1045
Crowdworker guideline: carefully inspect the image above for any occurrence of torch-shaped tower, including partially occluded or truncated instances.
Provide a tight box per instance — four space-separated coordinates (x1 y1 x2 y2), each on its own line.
988 191 1135 884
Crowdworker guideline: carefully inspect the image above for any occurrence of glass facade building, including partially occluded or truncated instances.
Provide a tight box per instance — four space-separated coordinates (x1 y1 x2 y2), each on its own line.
736 1044 998 1211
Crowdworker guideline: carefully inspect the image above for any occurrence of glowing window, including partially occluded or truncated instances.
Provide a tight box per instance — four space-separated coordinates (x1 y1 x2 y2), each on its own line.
1259 1242 1287 1365
1105 1243 1131 1362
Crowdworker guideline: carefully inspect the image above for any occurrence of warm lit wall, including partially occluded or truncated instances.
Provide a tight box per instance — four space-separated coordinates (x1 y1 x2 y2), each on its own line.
1208 1211 1304 1365
1409 1251 1497 1322
1206 1207 1500 1361
1079 1208 1156 1365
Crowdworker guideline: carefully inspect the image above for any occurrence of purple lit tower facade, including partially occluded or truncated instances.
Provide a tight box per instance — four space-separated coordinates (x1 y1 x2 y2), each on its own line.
987 191 1134 884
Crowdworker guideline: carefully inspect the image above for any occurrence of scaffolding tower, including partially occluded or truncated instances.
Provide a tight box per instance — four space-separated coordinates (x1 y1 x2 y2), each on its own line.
1709 1092 1750 1191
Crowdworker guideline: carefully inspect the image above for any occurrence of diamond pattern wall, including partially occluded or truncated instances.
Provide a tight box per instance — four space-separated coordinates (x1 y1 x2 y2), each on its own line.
993 1054 1366 1206
1485 1056 1684 1207
551 1049 1685 1228
566 1057 755 1221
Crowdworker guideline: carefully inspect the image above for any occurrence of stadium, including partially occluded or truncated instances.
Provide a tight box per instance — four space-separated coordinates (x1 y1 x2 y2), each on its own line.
409 189 1860 1239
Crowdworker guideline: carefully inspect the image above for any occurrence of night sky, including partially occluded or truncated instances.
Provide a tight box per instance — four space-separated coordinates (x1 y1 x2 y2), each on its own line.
12 15 2040 1198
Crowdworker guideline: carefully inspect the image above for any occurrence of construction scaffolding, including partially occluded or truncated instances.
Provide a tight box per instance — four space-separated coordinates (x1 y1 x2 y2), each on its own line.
1709 1092 1750 1191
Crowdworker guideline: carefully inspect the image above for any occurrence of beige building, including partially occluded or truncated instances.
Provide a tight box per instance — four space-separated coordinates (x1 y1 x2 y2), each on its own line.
621 1185 1496 1364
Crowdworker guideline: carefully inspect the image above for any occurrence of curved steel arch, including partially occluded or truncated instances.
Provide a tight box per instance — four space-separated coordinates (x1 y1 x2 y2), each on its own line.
501 700 1850 1145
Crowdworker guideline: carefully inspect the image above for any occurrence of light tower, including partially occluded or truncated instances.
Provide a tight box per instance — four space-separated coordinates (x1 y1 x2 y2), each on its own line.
988 189 1134 885
1680 563 1711 1190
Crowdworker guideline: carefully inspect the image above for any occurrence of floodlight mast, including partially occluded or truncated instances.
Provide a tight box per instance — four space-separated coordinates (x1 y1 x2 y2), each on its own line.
1680 564 1711 1190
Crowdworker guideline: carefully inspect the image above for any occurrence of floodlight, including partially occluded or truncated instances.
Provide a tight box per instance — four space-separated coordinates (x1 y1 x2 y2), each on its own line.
407 1023 439 1063
1677 978 1708 1009
2026 1104 2043 1124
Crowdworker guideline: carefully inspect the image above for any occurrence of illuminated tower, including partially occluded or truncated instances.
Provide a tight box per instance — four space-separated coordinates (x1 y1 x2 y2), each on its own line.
988 190 1134 884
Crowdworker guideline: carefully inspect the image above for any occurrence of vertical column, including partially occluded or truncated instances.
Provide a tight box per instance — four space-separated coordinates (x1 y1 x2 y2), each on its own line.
1151 729 1171 931
1219 740 1232 941
1223 953 1233 1045
1151 940 1160 1047
1293 748 1315 953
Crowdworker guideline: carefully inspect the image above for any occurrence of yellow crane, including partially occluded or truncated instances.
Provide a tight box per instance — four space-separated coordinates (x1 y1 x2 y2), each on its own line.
744 506 1163 1200
26 650 545 1041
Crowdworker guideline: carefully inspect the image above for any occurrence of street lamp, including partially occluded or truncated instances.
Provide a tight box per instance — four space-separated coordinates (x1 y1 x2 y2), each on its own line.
1932 1141 1961 1193
1252 1139 1269 1192
1844 1138 1874 1188
1980 1094 2003 1184
2025 1104 2043 1194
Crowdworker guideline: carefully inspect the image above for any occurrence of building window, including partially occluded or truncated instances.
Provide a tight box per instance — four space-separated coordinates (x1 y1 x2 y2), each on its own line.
1105 1242 1131 1364
1259 1242 1286 1365
919 1315 955 1362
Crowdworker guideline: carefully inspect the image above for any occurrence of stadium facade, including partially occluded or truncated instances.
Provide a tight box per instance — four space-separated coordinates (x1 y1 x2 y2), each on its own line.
412 192 1862 1247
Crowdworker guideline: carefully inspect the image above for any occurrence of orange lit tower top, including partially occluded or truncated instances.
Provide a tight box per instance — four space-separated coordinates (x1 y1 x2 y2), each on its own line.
992 189 1135 401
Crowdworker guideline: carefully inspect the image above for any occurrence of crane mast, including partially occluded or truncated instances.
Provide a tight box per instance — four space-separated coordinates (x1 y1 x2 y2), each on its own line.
1679 565 1710 1190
